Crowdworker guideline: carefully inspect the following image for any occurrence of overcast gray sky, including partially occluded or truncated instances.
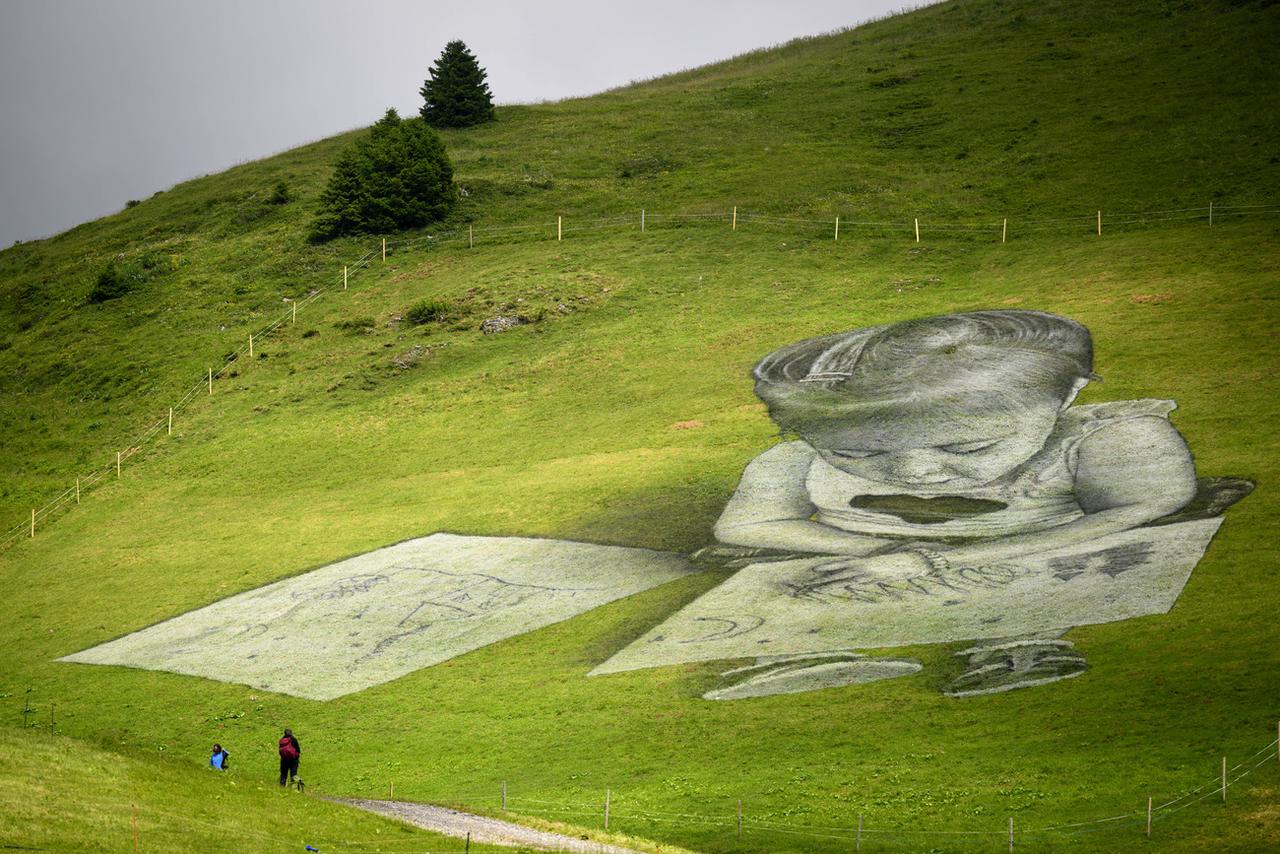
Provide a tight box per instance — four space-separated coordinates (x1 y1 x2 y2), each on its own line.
0 0 908 248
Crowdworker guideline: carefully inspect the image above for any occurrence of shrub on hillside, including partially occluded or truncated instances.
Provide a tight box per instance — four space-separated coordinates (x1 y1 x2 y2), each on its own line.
269 181 291 205
8 280 47 330
309 109 457 243
88 264 133 303
405 298 451 325
87 253 176 304
419 41 495 129
333 317 376 333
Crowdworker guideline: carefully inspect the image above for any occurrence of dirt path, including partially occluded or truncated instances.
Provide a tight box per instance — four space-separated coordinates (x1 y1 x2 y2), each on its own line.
335 798 642 853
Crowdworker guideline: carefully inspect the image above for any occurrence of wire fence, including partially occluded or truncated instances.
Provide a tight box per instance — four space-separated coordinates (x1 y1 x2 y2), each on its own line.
10 724 1278 852
378 735 1279 849
2 199 1277 553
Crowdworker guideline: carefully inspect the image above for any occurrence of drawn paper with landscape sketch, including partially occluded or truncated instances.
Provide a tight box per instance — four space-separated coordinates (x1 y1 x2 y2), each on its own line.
61 534 696 700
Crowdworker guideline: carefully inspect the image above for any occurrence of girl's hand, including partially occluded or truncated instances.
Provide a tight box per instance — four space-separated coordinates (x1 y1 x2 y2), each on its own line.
874 539 955 558
803 550 938 593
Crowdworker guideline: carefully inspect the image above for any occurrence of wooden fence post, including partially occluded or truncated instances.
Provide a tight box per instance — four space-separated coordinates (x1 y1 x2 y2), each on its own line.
116 451 121 479
915 217 921 243
737 799 742 839
1146 796 1152 836
343 266 348 290
248 335 253 359
558 216 563 241
835 216 840 241
732 206 738 230
1209 202 1213 226
502 780 507 811
168 407 173 435
76 477 80 504
1002 217 1008 243
641 209 646 232
856 814 862 853
1009 816 1013 852
382 237 386 262
1222 756 1227 801
604 789 611 830
291 299 296 324
208 367 213 394
1097 210 1102 236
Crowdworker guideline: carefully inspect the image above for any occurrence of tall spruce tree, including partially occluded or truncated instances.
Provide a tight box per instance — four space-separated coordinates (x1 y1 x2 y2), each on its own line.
419 40 495 129
309 109 456 242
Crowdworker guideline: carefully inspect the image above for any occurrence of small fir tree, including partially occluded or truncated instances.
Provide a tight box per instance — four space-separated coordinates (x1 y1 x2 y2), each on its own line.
310 109 456 242
419 40 495 129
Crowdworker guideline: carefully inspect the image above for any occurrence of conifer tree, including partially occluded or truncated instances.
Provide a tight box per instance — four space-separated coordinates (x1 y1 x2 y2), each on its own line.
419 40 495 129
310 109 456 242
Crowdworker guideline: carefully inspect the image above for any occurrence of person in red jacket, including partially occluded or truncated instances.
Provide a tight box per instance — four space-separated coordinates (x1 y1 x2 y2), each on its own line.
278 728 301 787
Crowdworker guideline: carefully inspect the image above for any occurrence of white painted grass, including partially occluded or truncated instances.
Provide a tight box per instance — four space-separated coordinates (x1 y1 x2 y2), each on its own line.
594 519 1222 674
62 534 697 699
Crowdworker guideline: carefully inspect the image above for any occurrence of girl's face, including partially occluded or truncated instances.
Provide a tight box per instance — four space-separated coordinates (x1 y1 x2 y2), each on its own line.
802 403 1062 491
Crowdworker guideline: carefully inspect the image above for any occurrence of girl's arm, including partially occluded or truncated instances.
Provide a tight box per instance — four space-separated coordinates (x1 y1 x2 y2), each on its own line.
714 442 893 555
940 416 1197 566
804 417 1199 589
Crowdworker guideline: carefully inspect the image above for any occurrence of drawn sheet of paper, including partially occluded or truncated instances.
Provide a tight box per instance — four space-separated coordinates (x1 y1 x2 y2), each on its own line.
62 534 697 699
592 519 1221 675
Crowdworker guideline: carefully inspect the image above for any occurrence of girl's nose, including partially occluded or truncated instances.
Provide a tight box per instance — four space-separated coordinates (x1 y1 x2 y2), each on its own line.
888 449 951 482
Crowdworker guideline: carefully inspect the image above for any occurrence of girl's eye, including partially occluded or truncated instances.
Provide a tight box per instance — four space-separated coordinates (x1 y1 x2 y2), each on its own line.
940 439 1000 455
828 449 885 460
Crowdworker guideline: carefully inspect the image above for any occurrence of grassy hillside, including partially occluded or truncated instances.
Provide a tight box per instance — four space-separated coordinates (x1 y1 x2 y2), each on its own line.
0 728 521 852
1 0 1279 851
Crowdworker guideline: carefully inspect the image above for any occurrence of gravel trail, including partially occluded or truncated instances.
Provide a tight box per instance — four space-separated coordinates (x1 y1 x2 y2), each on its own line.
334 798 642 853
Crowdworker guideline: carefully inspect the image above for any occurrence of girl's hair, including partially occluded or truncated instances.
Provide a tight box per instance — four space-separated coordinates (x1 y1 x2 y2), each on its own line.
754 310 1094 431
283 728 293 737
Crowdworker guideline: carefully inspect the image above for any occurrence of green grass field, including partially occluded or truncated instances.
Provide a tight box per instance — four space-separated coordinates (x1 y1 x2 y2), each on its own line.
0 727 532 853
2 0 1279 850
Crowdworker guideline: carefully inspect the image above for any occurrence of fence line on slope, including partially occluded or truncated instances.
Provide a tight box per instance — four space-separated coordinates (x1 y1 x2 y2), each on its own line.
2 200 1278 553
11 699 1280 852
359 733 1277 849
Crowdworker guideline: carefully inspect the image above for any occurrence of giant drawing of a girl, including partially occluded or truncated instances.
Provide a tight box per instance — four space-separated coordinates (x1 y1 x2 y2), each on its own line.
64 310 1251 702
593 310 1253 698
